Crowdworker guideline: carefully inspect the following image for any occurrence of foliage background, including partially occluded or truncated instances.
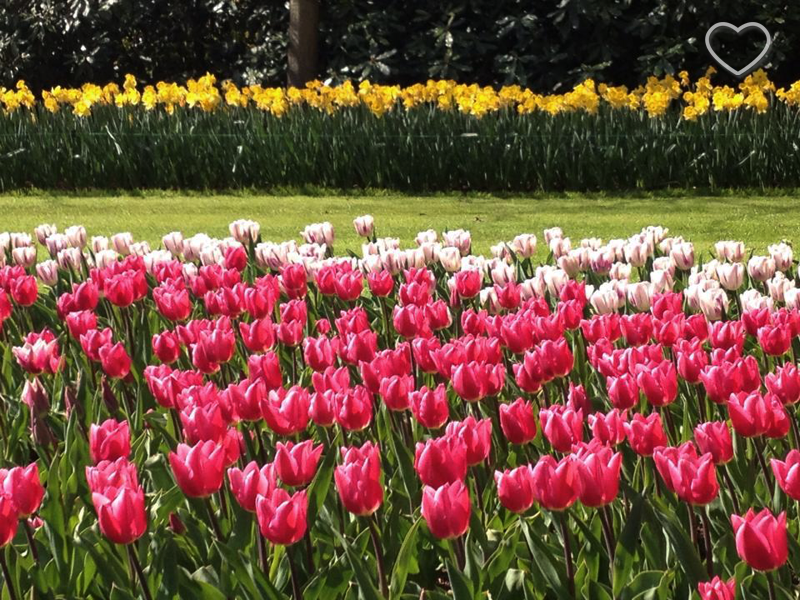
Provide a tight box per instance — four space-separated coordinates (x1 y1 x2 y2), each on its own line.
3 1 800 91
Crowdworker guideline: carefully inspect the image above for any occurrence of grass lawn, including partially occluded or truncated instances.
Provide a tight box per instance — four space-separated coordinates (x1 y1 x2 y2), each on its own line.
0 192 797 256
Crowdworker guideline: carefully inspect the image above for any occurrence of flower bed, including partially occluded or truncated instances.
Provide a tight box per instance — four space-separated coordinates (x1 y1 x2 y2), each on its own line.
0 217 797 599
2 71 800 190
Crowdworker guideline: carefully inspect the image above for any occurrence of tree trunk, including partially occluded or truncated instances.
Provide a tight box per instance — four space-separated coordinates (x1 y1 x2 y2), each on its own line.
287 0 319 87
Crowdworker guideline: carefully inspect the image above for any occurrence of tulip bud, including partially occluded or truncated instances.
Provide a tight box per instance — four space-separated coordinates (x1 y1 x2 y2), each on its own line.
714 241 745 263
694 421 733 464
0 463 45 517
653 443 719 505
353 215 375 238
256 488 308 546
227 462 276 512
89 419 131 464
409 384 450 429
571 442 622 507
169 512 186 535
769 243 793 272
499 398 537 445
624 413 668 457
274 440 323 487
531 455 577 511
730 508 787 571
588 409 627 446
10 275 38 306
414 436 468 488
153 331 182 364
110 232 133 255
0 496 18 548
446 417 492 466
335 442 383 516
169 440 226 498
21 377 50 416
771 449 800 501
697 577 735 600
494 467 535 513
746 255 775 282
261 386 310 436
421 481 471 539
92 484 147 545
35 260 59 286
34 224 57 246
99 342 132 379
670 242 695 270
442 229 471 257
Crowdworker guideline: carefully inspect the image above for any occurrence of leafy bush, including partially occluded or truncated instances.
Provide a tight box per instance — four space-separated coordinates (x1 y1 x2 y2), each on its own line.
3 1 800 92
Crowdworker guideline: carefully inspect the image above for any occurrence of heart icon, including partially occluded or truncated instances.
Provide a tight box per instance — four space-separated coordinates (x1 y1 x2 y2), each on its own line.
705 22 772 77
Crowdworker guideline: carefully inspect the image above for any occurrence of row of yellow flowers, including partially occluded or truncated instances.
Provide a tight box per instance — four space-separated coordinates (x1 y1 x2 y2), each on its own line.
2 68 799 120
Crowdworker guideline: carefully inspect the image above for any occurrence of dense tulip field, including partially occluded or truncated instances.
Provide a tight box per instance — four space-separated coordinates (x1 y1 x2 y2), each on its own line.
4 70 800 190
2 217 800 599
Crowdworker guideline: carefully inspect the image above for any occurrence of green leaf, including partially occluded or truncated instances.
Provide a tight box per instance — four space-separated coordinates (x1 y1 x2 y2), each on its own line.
389 516 421 600
463 531 485 592
445 558 475 600
485 524 520 586
331 528 384 600
504 569 526 595
109 584 137 600
613 494 645 598
588 580 613 600
650 496 707 588
40 456 67 576
385 419 419 510
620 570 668 600
307 432 339 526
519 518 572 600
190 567 228 600
212 539 281 600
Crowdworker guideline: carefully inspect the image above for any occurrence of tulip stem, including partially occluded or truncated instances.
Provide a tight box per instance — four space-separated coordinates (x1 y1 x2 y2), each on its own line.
542 385 551 408
126 544 153 600
337 496 347 536
23 520 39 564
766 571 777 600
599 505 615 561
490 395 509 455
699 507 714 577
720 467 742 516
452 536 466 571
558 377 568 404
378 297 391 349
205 497 224 540
259 426 274 465
661 407 678 446
649 458 662 497
789 412 800 454
367 516 389 598
753 437 774 493
599 506 616 593
687 504 698 549
304 531 315 573
170 409 183 443
0 550 17 600
287 546 304 600
558 512 575 598
472 467 485 526
0 405 9 458
257 524 268 574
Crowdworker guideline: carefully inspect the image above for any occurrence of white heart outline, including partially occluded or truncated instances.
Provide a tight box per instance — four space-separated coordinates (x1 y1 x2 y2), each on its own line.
705 22 772 77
